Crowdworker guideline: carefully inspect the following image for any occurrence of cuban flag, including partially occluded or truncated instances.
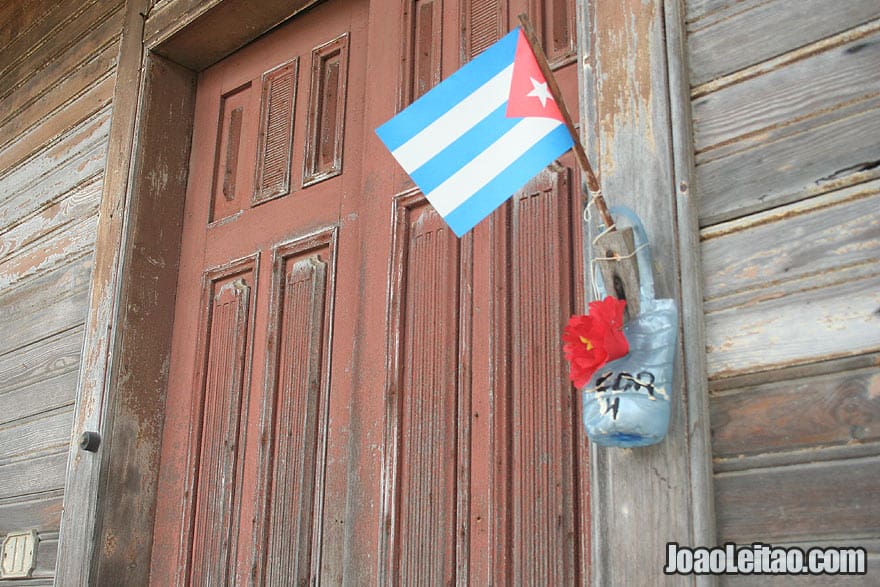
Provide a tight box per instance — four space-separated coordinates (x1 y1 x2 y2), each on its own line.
376 28 575 237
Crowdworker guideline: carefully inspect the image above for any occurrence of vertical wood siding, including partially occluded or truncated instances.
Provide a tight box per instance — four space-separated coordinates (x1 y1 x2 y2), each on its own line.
0 1 124 583
688 0 880 582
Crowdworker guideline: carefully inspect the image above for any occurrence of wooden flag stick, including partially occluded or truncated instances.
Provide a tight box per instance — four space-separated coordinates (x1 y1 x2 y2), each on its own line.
517 13 616 232
519 14 642 317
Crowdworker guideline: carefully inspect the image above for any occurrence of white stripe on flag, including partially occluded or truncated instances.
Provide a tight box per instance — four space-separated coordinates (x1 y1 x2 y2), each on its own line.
391 64 514 173
427 117 563 216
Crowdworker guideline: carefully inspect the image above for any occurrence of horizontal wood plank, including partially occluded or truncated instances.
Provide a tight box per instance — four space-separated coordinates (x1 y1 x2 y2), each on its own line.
688 0 880 86
721 559 879 587
0 450 67 500
0 213 98 291
0 178 102 263
0 408 73 467
0 71 115 174
0 0 60 54
0 35 120 146
0 579 54 586
0 0 122 103
701 180 880 311
31 534 58 579
686 0 741 24
0 327 83 395
711 365 880 460
0 8 120 117
0 104 109 198
0 490 63 534
706 273 880 380
0 370 78 427
696 99 880 226
715 457 880 543
0 0 69 75
0 256 91 357
692 24 880 151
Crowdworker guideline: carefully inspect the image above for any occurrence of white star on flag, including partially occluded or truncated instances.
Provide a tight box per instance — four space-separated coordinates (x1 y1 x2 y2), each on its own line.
527 77 553 107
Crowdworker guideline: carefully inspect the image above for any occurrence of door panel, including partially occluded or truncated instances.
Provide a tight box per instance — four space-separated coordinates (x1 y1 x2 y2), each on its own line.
152 0 367 584
381 195 468 584
254 231 337 585
503 167 584 585
186 259 257 585
153 0 586 584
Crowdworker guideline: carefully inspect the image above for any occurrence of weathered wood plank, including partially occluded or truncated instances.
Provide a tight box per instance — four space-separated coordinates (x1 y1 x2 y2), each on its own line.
0 408 73 465
0 451 67 500
89 53 195 586
696 99 880 226
692 25 880 151
685 0 739 23
0 0 61 55
0 578 54 586
145 0 320 70
0 178 102 263
31 534 58 579
0 256 91 357
715 457 880 543
715 441 880 474
710 351 880 393
0 9 120 117
688 0 880 86
0 490 64 534
0 35 120 146
711 365 880 460
0 72 115 174
0 0 122 102
721 559 880 587
0 104 109 192
56 0 191 576
706 273 880 380
55 0 153 580
0 213 97 290
0 370 78 427
701 180 880 311
665 0 718 571
0 0 67 72
0 122 109 234
0 327 83 396
587 0 715 584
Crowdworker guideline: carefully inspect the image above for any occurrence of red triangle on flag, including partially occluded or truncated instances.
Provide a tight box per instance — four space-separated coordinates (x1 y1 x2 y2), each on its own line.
505 29 566 122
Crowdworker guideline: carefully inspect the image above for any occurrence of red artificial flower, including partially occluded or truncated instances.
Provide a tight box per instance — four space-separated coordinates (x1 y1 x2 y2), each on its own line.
562 296 629 388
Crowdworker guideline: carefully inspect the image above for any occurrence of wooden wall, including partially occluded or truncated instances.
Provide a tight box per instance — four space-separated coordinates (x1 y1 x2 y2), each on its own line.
687 0 880 582
0 0 125 582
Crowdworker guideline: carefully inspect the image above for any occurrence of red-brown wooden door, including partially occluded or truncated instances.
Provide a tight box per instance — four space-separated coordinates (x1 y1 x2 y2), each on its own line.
151 0 589 584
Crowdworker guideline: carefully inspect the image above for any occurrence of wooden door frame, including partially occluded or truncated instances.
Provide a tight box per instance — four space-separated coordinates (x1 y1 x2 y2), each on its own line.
56 0 715 585
579 0 716 585
56 1 322 585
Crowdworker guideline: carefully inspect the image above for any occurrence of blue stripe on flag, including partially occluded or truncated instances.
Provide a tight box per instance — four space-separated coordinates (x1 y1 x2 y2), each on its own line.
408 103 518 194
442 124 573 237
375 28 520 151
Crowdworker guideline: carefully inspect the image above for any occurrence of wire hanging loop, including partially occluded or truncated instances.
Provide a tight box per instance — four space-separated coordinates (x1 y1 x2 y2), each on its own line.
582 183 643 321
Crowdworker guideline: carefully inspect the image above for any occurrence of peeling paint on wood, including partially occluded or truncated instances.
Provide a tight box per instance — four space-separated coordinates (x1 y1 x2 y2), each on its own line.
695 96 880 226
711 365 880 460
692 24 880 152
0 327 83 396
706 272 880 378
0 214 97 290
702 180 880 311
587 0 715 585
715 457 880 544
687 0 880 87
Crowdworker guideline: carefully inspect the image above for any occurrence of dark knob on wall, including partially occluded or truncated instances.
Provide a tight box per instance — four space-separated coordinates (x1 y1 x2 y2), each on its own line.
79 431 101 452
